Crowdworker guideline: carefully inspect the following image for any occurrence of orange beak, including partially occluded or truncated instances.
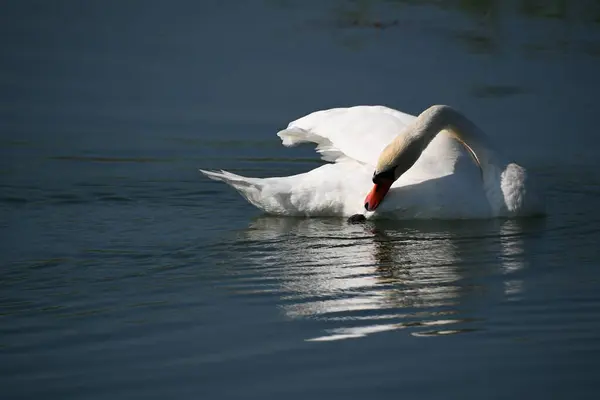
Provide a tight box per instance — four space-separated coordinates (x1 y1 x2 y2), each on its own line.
364 179 393 211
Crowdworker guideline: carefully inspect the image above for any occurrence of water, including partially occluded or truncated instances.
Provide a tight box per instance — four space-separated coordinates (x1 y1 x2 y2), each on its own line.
2 1 600 398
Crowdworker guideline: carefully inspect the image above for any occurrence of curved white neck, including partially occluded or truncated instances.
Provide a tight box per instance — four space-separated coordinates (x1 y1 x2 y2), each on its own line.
409 105 499 171
379 105 535 217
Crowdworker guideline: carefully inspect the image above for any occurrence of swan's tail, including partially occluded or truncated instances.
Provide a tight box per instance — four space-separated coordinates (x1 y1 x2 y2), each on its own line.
200 169 261 189
199 169 283 213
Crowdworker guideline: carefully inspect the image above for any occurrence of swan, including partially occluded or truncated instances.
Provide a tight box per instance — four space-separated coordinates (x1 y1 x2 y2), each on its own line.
200 105 544 219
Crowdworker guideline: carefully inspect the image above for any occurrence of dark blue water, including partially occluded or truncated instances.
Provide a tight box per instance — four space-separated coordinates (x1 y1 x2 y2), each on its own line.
2 1 600 399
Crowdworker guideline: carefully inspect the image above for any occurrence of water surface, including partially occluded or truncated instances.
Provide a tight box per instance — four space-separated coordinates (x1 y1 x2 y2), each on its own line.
2 1 600 399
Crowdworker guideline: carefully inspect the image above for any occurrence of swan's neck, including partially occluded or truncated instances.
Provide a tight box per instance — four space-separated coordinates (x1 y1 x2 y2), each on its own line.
380 105 537 217
372 105 538 216
409 105 498 171
377 104 502 179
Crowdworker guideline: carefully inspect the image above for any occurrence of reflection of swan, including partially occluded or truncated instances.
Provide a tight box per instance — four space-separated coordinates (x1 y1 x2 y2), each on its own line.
201 105 544 219
231 217 541 340
237 219 458 339
243 218 389 316
497 220 536 299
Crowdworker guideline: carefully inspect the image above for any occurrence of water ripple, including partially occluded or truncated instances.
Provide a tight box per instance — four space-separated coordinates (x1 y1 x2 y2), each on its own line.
204 216 553 341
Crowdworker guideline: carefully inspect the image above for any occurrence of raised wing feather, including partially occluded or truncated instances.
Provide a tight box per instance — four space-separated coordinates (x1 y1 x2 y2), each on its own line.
277 106 416 167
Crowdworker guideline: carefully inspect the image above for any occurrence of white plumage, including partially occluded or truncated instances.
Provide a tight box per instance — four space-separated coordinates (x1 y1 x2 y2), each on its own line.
200 105 544 219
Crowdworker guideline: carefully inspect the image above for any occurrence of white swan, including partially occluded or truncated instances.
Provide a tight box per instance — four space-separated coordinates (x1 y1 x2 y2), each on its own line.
200 105 544 219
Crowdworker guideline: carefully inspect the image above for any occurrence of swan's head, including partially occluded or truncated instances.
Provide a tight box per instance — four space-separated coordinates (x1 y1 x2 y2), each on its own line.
364 135 422 211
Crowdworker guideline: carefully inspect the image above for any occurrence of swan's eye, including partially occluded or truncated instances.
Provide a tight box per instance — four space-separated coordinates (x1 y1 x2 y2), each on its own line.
372 168 395 184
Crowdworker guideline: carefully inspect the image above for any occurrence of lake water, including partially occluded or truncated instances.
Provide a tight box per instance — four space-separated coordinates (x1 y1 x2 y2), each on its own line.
2 1 600 399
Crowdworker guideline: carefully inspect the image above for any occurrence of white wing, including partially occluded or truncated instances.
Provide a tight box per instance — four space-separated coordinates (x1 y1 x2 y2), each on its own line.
277 105 416 166
276 104 474 182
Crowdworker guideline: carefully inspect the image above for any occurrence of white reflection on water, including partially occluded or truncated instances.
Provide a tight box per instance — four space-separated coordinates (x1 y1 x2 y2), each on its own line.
240 217 540 341
497 220 531 300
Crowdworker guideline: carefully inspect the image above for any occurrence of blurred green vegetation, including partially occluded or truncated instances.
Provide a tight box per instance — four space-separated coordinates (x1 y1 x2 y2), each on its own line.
270 0 600 57
343 0 600 22
267 0 600 99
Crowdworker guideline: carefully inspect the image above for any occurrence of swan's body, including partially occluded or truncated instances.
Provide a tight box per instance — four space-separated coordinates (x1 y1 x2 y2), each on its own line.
201 105 544 219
